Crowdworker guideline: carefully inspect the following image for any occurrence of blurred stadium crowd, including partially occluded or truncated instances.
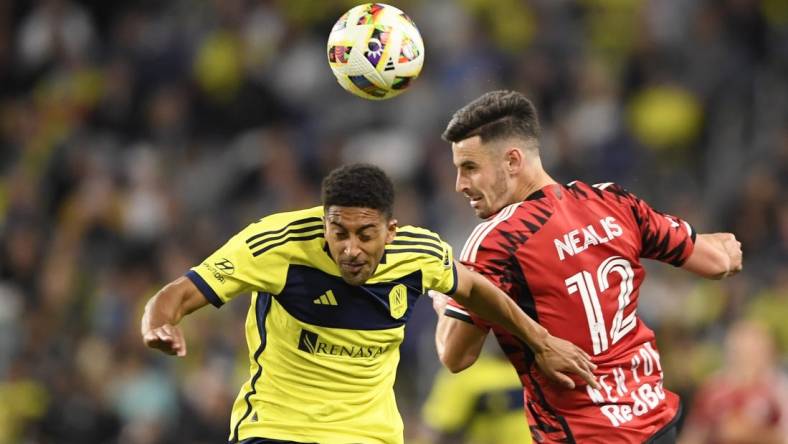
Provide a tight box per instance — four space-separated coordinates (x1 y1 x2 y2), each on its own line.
0 0 786 443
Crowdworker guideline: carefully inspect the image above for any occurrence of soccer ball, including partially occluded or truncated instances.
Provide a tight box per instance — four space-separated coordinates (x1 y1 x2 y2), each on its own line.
327 3 424 100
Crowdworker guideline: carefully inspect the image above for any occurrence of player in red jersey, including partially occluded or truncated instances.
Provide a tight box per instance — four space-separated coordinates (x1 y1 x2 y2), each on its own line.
680 321 788 444
431 90 743 443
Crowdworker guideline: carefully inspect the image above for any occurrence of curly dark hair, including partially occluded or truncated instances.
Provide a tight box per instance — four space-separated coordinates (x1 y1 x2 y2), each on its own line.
321 163 395 218
442 90 541 145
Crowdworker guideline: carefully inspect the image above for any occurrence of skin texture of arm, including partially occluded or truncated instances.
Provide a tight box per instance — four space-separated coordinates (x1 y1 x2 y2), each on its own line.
432 290 487 372
682 233 742 279
445 263 599 389
140 276 210 357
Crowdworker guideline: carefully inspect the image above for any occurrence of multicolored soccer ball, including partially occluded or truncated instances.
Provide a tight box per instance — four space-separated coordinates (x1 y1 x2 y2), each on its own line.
327 3 424 100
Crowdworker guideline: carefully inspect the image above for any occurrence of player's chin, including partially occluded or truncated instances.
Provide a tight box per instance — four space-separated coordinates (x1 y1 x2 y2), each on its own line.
340 270 370 286
474 207 493 219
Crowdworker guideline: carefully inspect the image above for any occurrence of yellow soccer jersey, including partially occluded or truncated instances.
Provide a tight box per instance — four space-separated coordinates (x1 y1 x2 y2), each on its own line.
186 206 457 444
422 355 532 444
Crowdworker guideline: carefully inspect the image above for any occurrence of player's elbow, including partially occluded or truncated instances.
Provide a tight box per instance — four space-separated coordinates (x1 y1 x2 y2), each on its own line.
440 354 472 373
438 347 477 373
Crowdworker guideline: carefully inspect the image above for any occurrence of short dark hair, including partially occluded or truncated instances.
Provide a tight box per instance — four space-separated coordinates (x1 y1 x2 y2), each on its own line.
442 90 541 145
322 163 395 218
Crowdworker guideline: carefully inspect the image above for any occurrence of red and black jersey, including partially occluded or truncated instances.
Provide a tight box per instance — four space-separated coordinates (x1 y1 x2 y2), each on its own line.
446 181 696 443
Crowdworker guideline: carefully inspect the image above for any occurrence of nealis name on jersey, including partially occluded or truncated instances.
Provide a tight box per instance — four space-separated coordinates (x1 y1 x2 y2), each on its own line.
554 216 623 261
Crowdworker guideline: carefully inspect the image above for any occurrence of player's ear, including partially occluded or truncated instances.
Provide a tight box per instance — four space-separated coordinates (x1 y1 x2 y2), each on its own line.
505 147 523 173
385 218 397 243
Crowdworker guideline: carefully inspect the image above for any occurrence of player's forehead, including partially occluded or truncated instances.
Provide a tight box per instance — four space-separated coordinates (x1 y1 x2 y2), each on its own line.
325 206 387 230
452 136 493 165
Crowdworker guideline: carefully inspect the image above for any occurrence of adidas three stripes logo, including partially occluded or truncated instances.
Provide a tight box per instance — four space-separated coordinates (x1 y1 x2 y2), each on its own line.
313 290 338 306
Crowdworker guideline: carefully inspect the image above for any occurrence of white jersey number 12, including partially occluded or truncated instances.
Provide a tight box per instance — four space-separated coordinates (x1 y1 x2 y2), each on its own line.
565 256 637 355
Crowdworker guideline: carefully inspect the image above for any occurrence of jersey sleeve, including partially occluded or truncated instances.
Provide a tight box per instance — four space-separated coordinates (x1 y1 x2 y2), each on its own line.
419 232 458 296
606 184 697 266
186 219 293 307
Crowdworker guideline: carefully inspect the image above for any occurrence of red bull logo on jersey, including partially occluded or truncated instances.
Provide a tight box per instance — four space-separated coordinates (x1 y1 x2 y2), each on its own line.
554 216 624 261
585 343 667 427
297 329 390 358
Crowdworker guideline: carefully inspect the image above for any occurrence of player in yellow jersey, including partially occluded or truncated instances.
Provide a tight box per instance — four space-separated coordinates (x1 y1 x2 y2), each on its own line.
422 347 532 444
141 164 597 444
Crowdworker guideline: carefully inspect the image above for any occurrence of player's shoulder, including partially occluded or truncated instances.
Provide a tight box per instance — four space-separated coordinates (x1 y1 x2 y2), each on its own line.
459 201 525 262
387 225 448 264
254 206 324 228
395 225 444 244
566 180 636 202
242 206 325 258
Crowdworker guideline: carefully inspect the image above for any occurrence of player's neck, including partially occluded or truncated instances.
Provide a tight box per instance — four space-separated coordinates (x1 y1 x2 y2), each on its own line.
515 168 557 202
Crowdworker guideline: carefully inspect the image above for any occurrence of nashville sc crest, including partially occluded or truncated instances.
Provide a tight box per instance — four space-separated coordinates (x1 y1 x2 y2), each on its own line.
388 284 407 319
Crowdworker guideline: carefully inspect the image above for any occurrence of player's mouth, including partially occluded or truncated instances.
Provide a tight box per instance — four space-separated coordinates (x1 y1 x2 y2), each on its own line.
468 196 483 208
341 262 365 274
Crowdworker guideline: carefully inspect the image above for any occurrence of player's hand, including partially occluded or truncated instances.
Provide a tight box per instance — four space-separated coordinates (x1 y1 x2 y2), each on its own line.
143 323 187 357
718 233 742 277
428 290 450 316
534 335 599 390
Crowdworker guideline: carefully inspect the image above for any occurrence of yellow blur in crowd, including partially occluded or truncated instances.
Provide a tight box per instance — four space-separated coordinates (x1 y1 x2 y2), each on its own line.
420 353 531 444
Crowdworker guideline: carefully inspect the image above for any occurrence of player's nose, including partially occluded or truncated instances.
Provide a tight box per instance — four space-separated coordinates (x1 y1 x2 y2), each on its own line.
455 172 468 194
343 239 361 257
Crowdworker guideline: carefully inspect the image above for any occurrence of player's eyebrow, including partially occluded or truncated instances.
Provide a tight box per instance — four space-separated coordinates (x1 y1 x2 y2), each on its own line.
329 221 347 230
329 221 378 233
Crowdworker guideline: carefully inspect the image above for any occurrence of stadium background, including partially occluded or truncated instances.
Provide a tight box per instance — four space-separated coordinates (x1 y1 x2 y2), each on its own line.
0 0 786 442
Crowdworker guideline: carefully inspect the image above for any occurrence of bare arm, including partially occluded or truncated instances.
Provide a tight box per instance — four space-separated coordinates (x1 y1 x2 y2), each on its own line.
448 263 599 389
431 290 487 373
451 263 547 352
682 233 742 279
141 276 211 356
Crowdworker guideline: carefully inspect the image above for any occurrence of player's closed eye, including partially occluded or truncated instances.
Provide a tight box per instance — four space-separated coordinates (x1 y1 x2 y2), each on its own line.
459 161 477 171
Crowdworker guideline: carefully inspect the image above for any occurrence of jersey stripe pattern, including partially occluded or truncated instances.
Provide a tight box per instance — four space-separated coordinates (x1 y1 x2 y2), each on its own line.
245 216 324 257
187 206 457 444
447 182 696 443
